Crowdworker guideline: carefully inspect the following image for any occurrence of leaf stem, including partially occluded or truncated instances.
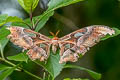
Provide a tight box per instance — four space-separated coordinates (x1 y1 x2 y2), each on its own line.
34 11 50 31
0 47 5 60
0 57 42 80
4 59 16 66
43 71 46 80
29 4 35 30
23 69 42 80
22 22 32 29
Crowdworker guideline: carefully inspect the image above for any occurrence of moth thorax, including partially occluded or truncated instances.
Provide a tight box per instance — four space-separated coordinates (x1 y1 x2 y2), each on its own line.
51 37 59 43
51 37 59 53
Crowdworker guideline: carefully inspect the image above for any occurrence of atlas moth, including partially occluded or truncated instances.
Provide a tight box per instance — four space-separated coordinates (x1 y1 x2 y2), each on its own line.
7 25 115 63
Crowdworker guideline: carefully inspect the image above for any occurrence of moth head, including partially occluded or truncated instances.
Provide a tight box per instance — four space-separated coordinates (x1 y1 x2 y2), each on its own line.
50 31 59 44
49 30 60 39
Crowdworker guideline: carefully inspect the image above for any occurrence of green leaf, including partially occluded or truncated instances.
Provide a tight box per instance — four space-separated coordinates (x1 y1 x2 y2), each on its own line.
0 14 24 26
35 0 83 32
0 27 9 48
64 78 89 80
11 22 29 28
35 11 54 32
7 52 28 62
0 14 8 26
0 64 11 71
11 18 32 29
5 16 24 23
0 38 9 58
0 14 8 21
45 53 65 78
0 26 10 39
13 0 83 31
0 63 20 80
64 64 101 80
12 11 54 31
35 53 65 79
101 28 120 40
18 0 39 13
48 0 83 11
0 38 9 53
0 26 9 58
32 0 39 11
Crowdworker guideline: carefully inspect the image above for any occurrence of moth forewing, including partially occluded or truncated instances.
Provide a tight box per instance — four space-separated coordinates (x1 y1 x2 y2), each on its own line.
7 27 34 49
8 26 51 61
58 25 115 63
7 25 115 63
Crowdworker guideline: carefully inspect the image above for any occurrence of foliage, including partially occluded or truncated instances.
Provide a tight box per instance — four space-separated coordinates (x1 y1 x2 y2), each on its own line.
35 53 65 79
64 64 101 80
0 63 20 80
0 0 120 80
7 51 28 62
0 15 24 26
17 0 39 13
64 78 89 80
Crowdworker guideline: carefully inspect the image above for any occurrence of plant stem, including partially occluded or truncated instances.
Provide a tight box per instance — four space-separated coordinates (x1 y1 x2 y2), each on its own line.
29 4 35 30
23 69 42 80
22 22 32 30
4 59 16 66
30 11 33 29
34 11 49 31
0 57 42 80
43 71 46 80
0 48 5 60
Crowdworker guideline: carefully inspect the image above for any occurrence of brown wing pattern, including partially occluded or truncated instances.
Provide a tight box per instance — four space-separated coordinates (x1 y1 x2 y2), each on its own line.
59 25 115 63
7 25 115 63
7 26 51 61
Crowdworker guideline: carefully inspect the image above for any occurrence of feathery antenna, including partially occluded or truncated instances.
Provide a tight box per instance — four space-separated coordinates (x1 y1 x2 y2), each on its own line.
49 30 60 37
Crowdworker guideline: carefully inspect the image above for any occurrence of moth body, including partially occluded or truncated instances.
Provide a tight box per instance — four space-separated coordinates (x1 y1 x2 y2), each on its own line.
51 37 59 53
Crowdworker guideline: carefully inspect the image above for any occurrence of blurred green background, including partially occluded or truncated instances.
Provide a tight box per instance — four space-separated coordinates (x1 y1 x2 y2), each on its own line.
1 0 120 80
